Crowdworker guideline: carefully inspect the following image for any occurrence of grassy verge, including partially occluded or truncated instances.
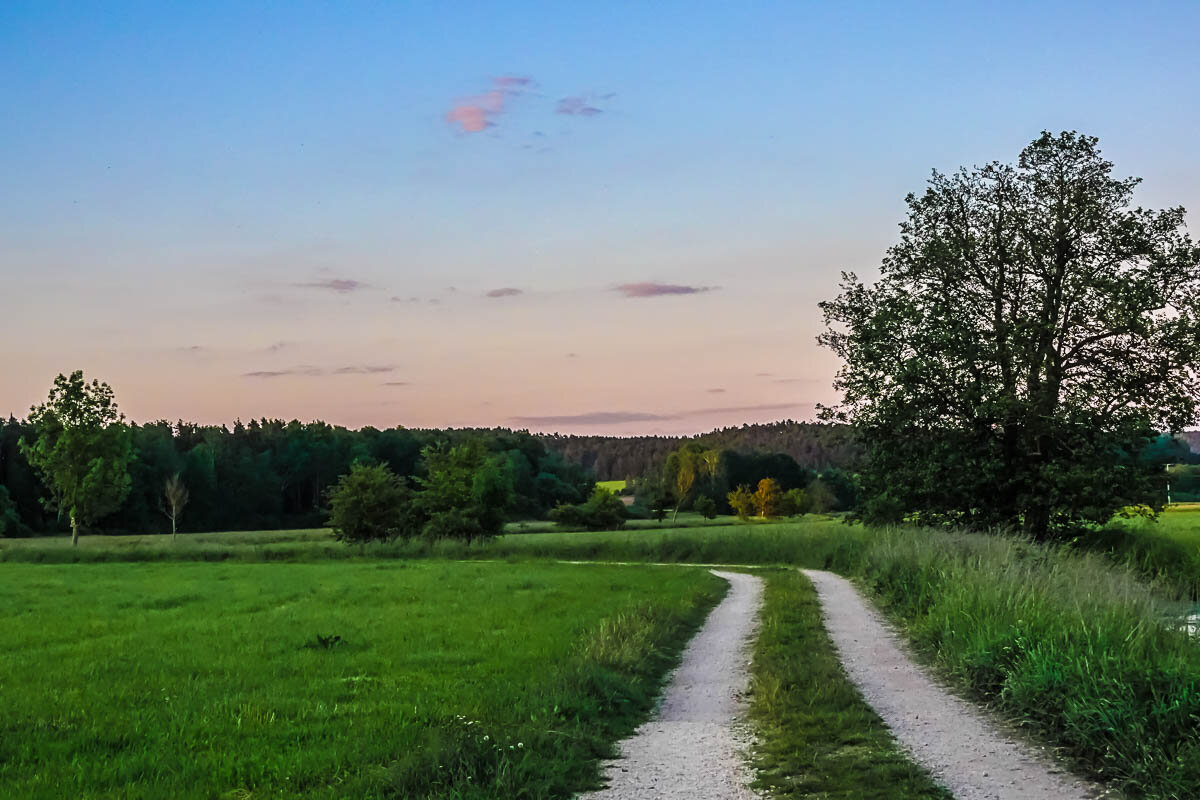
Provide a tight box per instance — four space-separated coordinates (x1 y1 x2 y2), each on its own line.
857 529 1200 799
0 560 723 799
749 570 950 799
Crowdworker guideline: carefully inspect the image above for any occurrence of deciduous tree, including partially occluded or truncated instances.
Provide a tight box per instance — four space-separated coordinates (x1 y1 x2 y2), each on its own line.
162 473 189 540
20 372 133 546
821 132 1200 538
752 478 783 518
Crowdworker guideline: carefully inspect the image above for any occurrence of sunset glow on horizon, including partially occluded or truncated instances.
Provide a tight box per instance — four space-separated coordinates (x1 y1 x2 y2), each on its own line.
4 1 1199 435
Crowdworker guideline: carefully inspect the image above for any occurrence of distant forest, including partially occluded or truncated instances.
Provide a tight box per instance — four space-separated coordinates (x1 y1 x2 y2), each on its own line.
540 421 858 481
0 417 854 536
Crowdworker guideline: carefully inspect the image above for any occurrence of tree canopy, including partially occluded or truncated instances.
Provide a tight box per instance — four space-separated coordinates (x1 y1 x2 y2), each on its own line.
820 132 1200 538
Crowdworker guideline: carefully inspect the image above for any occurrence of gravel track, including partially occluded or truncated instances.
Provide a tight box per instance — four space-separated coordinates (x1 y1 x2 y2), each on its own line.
578 570 764 800
802 568 1102 800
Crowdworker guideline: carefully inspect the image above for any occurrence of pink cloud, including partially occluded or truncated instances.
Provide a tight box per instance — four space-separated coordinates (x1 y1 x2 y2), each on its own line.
445 77 532 133
486 287 522 298
613 282 718 298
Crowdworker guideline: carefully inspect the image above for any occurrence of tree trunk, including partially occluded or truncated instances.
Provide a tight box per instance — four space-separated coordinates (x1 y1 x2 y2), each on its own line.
70 511 79 547
171 515 177 541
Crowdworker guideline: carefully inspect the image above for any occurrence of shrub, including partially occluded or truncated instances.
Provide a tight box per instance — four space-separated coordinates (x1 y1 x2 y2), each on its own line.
693 495 718 519
779 487 811 517
549 487 627 531
422 508 487 543
327 463 417 544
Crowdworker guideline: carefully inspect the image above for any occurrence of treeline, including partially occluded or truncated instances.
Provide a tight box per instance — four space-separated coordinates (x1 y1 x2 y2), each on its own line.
540 420 858 481
0 417 592 536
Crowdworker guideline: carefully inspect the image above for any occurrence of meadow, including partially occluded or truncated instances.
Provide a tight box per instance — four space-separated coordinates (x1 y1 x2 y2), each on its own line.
6 510 1200 798
0 560 724 799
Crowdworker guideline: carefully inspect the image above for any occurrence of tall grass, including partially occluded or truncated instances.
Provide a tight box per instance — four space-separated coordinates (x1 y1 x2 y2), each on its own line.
856 528 1200 799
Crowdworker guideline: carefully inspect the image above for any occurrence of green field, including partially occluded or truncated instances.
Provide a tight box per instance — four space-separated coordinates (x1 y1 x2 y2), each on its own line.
6 513 1200 798
0 560 723 799
594 480 626 493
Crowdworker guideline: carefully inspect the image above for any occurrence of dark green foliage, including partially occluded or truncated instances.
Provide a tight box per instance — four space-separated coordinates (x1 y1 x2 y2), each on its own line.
750 571 949 798
821 132 1200 539
541 420 858 480
693 495 718 519
549 487 627 531
0 417 591 536
779 487 810 517
416 441 515 542
305 633 344 650
326 462 416 543
0 485 28 537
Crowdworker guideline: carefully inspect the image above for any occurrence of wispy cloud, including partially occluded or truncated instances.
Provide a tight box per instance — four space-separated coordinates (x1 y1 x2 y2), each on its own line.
293 278 369 293
511 411 673 426
557 96 602 116
445 76 533 133
613 282 718 298
242 365 395 379
332 365 395 375
485 287 523 298
707 388 726 393
382 381 410 387
685 403 800 416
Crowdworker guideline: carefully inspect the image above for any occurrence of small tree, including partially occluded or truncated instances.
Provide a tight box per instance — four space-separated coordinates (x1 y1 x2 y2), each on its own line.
162 473 189 540
752 478 783 519
20 371 134 546
779 487 811 517
327 462 415 544
807 479 837 514
664 445 718 521
649 486 673 522
727 484 755 520
693 495 718 519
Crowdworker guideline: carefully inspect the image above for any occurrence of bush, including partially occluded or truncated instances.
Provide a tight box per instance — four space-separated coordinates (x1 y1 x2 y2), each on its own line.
327 463 417 544
693 496 718 519
422 508 487 542
779 487 811 517
549 487 627 531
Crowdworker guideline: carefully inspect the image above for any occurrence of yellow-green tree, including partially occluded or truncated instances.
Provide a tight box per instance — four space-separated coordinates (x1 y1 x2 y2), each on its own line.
665 443 718 521
727 484 755 520
752 477 783 518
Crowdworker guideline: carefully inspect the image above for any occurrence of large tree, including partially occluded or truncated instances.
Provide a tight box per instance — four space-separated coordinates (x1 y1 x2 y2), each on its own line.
820 132 1200 539
20 372 134 545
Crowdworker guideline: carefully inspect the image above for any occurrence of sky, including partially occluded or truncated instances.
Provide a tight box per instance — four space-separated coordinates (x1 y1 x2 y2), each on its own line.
2 1 1199 436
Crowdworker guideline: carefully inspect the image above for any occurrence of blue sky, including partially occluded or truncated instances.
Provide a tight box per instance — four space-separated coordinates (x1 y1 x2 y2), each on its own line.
2 1 1198 434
